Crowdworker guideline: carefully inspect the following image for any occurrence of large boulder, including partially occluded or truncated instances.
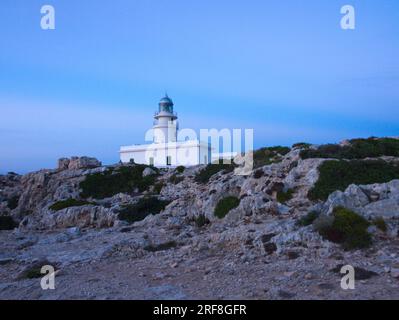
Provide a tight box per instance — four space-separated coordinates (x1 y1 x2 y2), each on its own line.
323 184 370 215
58 157 102 170
322 180 399 219
142 167 157 177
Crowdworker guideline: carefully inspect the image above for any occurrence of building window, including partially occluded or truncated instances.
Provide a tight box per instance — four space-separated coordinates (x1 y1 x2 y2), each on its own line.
166 156 172 166
204 155 207 164
149 157 154 166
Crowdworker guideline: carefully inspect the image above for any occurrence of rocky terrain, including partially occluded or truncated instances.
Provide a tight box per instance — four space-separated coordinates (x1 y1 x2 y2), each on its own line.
0 139 399 300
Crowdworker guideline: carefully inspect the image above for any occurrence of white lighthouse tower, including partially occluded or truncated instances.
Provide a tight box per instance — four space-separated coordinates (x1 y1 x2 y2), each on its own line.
119 94 212 167
153 94 178 144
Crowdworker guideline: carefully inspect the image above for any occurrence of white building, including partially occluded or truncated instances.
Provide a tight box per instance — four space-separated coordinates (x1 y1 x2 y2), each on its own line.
119 95 212 167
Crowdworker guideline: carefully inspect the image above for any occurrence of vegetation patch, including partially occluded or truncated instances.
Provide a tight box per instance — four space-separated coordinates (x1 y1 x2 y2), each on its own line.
372 217 387 232
253 146 291 169
253 169 264 179
152 181 164 194
176 166 185 173
18 260 56 280
49 198 93 211
0 216 18 230
169 174 184 185
80 165 157 199
276 189 294 204
301 137 399 160
292 142 311 149
314 207 372 250
195 163 235 184
194 214 210 228
308 160 399 201
144 241 177 252
7 195 20 210
296 211 320 227
118 197 171 224
214 196 240 219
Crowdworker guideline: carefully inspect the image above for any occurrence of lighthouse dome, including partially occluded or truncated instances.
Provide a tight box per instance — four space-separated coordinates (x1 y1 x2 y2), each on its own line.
158 95 174 112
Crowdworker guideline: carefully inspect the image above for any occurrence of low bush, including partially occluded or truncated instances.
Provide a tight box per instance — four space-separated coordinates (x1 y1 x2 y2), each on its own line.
80 165 157 199
253 169 264 179
308 160 399 201
18 260 55 279
276 189 294 204
296 211 320 227
195 163 235 184
118 197 170 224
7 195 20 210
214 196 240 219
292 142 311 149
169 174 184 185
152 181 164 194
0 216 18 230
49 198 93 211
314 207 372 250
373 217 387 232
253 146 291 169
301 137 399 160
176 166 185 173
194 214 210 228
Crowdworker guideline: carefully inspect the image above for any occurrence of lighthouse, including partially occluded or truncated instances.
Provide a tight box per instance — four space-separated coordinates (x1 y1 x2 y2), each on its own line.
153 95 178 144
119 94 212 167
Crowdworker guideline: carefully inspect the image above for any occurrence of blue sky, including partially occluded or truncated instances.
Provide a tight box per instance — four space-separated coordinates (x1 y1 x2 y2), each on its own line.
1 0 399 173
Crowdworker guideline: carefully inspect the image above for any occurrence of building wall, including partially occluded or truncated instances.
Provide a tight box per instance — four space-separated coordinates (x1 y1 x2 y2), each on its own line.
120 142 211 167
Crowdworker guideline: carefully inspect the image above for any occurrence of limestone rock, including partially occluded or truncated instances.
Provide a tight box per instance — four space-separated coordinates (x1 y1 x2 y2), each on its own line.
67 157 102 170
142 167 157 177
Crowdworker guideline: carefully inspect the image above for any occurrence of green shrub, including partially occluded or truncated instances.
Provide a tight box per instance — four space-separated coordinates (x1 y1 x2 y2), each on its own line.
80 165 157 199
301 137 399 160
292 142 311 149
153 181 164 194
194 214 210 228
253 169 264 179
7 195 20 210
373 217 387 232
214 196 240 219
195 163 235 184
176 166 185 173
0 216 18 230
312 214 334 233
169 174 184 185
144 241 177 252
18 260 55 279
276 189 294 204
49 198 93 211
118 197 170 224
253 146 291 169
297 211 320 226
308 160 399 201
315 207 372 250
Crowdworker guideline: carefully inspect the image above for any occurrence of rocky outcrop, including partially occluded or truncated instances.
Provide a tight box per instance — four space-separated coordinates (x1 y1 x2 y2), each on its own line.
323 180 399 219
58 157 102 171
142 167 157 177
2 143 399 299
